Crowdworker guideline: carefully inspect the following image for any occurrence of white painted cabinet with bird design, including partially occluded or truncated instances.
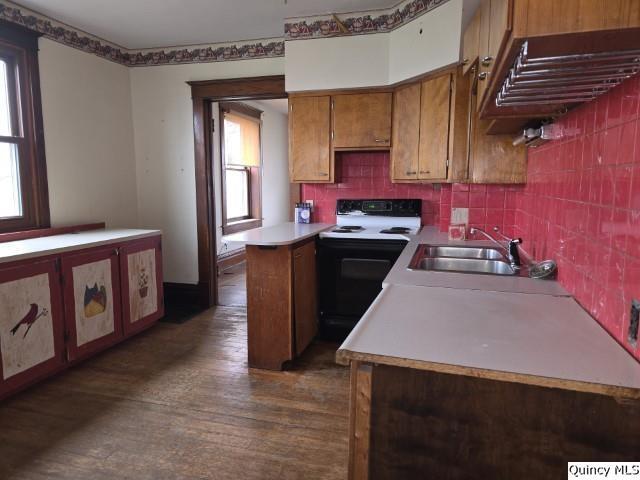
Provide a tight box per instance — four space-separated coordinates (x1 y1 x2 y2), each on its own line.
0 258 65 398
0 230 163 400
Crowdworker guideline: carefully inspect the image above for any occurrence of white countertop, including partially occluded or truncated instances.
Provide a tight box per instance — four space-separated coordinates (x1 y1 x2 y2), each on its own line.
0 229 161 264
223 222 334 246
338 284 640 398
383 226 569 296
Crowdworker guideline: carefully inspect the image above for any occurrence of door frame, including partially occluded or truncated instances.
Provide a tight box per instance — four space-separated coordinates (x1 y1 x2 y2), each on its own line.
188 75 288 308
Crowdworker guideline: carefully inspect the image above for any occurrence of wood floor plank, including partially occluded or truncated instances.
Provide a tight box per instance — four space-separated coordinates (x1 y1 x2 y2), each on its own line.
0 301 348 480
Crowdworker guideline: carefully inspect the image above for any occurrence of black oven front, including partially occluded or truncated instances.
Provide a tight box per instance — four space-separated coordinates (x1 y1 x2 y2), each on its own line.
317 238 408 340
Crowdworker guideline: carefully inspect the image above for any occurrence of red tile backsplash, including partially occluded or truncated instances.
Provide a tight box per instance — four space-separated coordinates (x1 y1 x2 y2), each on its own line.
515 73 640 360
301 152 523 234
301 73 640 362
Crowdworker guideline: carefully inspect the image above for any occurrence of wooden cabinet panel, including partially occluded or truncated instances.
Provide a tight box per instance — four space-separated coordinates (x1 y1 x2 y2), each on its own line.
470 85 526 183
246 245 293 370
0 259 64 399
418 74 452 181
448 69 472 183
391 84 421 181
120 237 164 337
488 0 511 62
333 93 392 148
462 9 481 75
289 96 332 182
61 247 123 362
476 0 492 107
520 0 640 37
293 241 317 356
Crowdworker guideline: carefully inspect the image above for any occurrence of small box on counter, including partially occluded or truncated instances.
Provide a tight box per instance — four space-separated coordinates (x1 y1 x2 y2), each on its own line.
295 203 312 224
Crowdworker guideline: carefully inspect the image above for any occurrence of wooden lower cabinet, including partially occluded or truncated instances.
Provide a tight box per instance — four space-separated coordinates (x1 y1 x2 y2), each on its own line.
246 238 318 370
62 247 123 361
348 362 640 480
0 258 65 399
0 234 164 400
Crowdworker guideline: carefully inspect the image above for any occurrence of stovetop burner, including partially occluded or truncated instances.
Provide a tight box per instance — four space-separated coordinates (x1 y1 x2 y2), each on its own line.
380 227 411 234
341 226 363 230
332 228 356 233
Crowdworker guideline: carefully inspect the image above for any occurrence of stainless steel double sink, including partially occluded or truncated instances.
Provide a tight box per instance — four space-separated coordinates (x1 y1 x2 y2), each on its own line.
408 244 518 276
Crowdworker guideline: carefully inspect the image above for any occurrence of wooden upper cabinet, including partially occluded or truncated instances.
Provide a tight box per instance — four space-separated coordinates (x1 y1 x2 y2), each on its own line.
289 96 332 182
462 9 481 75
418 74 452 181
332 93 392 148
469 87 526 183
391 84 421 181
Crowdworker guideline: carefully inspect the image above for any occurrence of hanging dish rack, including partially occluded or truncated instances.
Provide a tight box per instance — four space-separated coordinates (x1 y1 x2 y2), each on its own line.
496 41 640 107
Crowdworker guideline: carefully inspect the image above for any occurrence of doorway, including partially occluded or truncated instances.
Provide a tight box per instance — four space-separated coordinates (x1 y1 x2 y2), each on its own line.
189 76 299 308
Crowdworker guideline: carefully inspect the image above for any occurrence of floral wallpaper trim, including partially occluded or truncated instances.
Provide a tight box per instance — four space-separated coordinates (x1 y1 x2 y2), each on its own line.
284 0 450 40
0 1 285 66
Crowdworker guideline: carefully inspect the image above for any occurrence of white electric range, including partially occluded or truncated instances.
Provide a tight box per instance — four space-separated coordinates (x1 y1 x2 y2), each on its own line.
317 199 422 340
319 199 422 241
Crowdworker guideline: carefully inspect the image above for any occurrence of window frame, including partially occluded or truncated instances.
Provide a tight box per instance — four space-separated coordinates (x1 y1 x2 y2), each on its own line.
219 102 262 235
0 21 49 233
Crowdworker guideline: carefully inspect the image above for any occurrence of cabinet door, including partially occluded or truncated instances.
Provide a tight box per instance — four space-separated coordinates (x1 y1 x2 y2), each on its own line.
476 0 492 106
289 96 332 182
477 0 512 108
61 247 122 361
462 8 481 75
391 84 421 182
332 93 392 148
292 241 317 356
418 73 452 181
469 87 526 183
0 259 64 399
120 236 164 337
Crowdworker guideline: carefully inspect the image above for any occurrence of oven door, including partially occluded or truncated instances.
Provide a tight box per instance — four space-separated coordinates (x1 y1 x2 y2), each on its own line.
317 238 407 337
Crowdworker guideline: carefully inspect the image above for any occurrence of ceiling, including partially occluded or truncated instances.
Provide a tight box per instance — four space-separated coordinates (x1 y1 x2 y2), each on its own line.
13 0 395 49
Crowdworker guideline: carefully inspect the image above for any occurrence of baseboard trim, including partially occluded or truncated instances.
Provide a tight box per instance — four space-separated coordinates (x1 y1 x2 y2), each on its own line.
217 249 246 274
164 282 200 306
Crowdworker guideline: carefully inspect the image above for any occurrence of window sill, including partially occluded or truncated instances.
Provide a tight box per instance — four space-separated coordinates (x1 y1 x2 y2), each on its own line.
222 218 262 235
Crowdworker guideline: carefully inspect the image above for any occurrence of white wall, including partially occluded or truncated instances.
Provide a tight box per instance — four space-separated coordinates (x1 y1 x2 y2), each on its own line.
38 39 138 227
285 34 389 91
129 58 285 284
388 0 463 84
285 0 463 91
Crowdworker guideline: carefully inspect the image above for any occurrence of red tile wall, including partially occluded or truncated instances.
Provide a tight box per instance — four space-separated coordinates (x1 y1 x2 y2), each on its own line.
301 152 523 230
515 74 640 360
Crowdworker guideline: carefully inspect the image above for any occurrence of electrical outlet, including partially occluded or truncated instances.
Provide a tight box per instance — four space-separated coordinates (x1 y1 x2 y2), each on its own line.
629 299 639 347
305 199 314 211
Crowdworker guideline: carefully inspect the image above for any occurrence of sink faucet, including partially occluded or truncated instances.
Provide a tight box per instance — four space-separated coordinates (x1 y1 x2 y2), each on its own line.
469 226 523 268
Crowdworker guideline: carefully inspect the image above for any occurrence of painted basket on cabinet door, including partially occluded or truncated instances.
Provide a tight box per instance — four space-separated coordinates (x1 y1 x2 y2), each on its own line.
0 258 65 400
119 236 164 336
61 246 123 362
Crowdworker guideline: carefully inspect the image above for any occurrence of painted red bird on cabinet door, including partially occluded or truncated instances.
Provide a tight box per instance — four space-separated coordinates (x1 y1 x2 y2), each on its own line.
10 303 48 338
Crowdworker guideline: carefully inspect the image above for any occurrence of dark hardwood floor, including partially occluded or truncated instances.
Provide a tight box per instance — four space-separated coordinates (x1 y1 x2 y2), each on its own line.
0 301 349 479
218 263 247 307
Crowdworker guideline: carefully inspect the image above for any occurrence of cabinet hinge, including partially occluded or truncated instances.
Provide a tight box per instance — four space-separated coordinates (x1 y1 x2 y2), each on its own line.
331 130 334 140
446 159 450 167
211 119 215 133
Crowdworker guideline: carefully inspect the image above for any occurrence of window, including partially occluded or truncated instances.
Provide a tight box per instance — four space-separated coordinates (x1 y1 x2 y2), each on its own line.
220 102 262 234
0 22 49 233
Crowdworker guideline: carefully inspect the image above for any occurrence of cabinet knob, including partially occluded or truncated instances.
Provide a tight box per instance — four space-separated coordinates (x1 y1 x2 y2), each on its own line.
481 56 493 66
478 72 488 80
420 171 431 174
318 172 329 176
406 171 417 175
462 58 469 65
374 139 389 143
